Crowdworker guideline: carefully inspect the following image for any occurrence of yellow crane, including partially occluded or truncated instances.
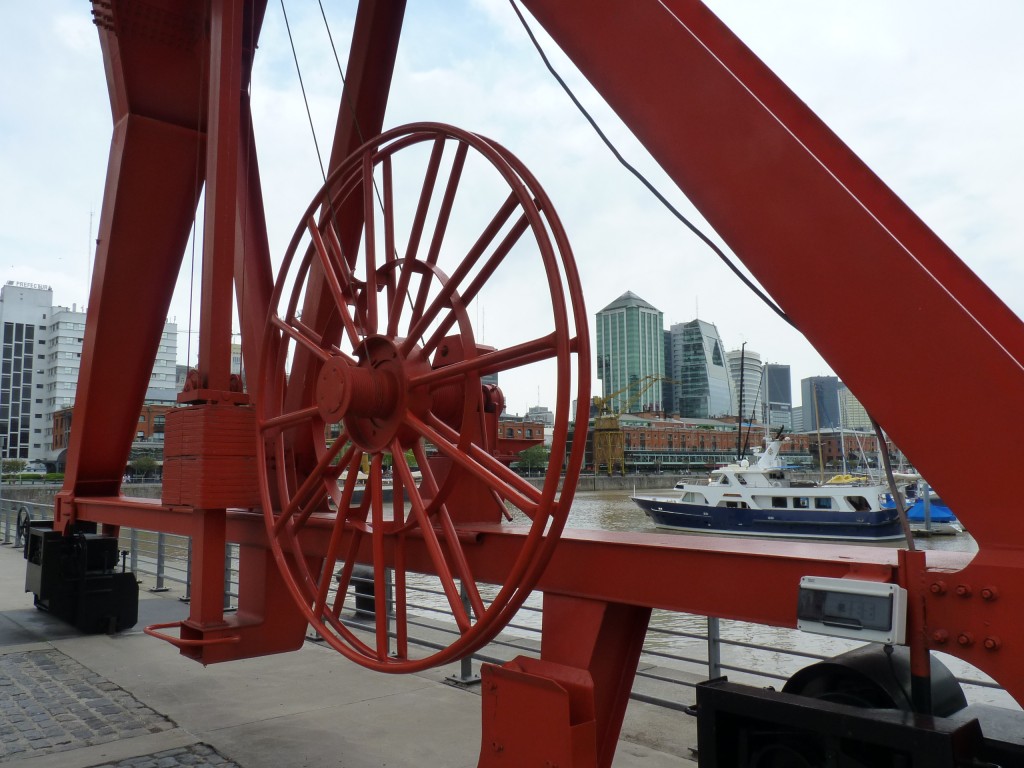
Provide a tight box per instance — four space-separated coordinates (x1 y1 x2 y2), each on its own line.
591 374 668 475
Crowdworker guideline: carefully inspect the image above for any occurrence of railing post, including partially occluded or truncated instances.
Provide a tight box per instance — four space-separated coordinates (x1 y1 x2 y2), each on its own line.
707 616 722 679
2 501 10 545
385 567 394 618
445 582 481 686
129 528 139 573
180 537 192 603
149 531 169 592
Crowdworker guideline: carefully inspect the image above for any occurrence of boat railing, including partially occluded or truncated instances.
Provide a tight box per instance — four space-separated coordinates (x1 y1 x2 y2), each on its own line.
0 498 1007 713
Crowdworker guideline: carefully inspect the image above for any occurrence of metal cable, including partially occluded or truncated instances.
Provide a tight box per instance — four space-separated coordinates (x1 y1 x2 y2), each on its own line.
507 0 794 328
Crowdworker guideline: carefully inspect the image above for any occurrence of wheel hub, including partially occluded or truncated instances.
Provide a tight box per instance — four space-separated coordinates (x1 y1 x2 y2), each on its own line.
315 335 429 453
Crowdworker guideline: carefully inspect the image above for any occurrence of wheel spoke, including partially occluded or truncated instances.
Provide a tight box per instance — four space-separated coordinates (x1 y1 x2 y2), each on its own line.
369 454 390 660
330 530 365 619
407 411 543 516
270 313 334 364
400 193 520 354
393 446 471 632
261 404 320 435
308 217 362 349
381 156 398 311
274 439 353 537
423 212 530 358
424 140 468 267
410 141 469 321
410 333 559 389
313 483 358 618
387 136 446 337
362 150 379 334
413 443 486 620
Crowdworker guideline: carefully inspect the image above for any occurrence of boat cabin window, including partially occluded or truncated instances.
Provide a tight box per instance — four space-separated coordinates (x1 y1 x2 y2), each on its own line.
736 475 747 485
771 497 788 508
724 501 749 509
846 496 871 512
794 497 809 509
767 471 784 481
717 475 730 485
814 497 833 510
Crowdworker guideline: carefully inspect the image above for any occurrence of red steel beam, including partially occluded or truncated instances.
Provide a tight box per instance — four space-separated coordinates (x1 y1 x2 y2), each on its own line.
521 0 1024 551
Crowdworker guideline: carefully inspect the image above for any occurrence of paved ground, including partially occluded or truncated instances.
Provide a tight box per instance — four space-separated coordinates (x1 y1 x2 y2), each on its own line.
0 540 697 767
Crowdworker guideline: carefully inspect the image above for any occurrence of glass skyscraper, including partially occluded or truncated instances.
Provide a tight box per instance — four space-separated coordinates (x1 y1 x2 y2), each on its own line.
670 319 734 418
595 292 664 414
801 376 841 432
763 363 793 431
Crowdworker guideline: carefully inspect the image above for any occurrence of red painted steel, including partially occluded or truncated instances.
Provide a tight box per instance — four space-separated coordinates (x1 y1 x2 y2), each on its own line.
60 0 1024 763
256 122 592 671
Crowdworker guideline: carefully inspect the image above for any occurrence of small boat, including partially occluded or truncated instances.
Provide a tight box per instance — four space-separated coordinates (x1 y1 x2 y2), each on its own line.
885 477 962 536
630 438 906 542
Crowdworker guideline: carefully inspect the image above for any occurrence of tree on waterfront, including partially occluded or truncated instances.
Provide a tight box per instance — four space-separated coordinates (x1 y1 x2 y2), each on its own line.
1 458 26 476
517 444 549 476
130 456 158 480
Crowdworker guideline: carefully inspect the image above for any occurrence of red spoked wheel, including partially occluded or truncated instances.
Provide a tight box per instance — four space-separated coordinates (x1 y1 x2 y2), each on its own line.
257 123 590 672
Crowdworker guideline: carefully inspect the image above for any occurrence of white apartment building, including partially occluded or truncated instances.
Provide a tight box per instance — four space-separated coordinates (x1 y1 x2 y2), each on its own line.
0 281 177 466
0 282 52 461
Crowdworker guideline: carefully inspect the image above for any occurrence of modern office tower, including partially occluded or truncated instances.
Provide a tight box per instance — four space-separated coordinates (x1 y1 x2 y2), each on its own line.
0 282 52 461
763 362 793 431
838 383 872 430
669 319 734 418
595 292 664 414
726 347 763 422
662 329 675 415
801 375 841 432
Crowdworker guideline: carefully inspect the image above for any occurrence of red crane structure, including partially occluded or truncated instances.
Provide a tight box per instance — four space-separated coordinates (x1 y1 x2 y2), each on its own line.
29 1 1024 765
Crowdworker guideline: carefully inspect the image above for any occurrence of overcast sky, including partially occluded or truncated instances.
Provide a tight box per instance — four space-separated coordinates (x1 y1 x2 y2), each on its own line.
2 1 1022 416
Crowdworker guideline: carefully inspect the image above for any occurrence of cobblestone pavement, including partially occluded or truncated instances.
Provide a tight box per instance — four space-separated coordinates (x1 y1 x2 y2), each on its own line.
89 743 240 767
0 648 175 760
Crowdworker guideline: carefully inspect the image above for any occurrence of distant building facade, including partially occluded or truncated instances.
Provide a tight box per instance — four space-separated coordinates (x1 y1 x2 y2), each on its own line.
800 376 841 432
0 281 177 467
0 282 51 461
568 413 815 474
838 384 872 430
595 292 664 414
669 319 734 419
762 363 793 432
726 347 763 422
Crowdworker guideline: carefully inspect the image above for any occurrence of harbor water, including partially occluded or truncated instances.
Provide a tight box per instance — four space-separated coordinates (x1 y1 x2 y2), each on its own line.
566 488 1017 709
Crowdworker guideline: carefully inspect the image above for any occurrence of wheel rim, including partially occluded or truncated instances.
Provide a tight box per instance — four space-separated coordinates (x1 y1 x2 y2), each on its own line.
257 123 590 672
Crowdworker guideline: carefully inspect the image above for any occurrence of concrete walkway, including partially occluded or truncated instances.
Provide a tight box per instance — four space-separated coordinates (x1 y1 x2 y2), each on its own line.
0 540 697 767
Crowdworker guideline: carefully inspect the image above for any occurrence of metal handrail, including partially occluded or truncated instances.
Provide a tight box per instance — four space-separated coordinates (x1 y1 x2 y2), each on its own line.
0 496 1004 702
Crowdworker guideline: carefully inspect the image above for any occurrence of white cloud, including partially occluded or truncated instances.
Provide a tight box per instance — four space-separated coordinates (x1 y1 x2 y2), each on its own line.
2 1 1021 418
